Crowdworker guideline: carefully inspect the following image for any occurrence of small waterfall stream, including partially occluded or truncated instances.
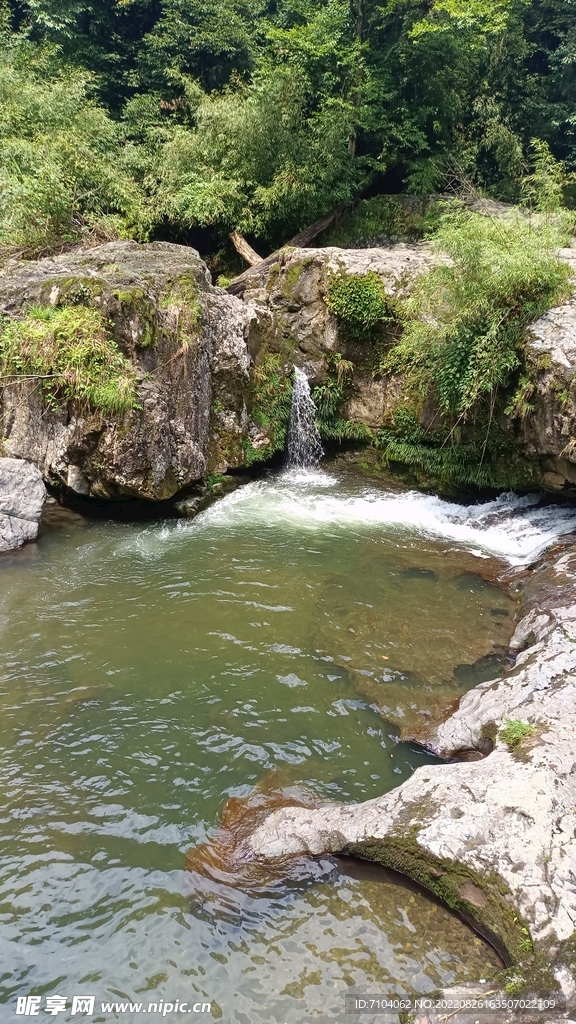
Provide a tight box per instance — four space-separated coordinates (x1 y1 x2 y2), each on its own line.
287 367 324 467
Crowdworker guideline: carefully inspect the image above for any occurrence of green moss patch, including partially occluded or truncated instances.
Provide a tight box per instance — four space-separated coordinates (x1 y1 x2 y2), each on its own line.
282 257 314 292
345 825 531 963
0 304 137 413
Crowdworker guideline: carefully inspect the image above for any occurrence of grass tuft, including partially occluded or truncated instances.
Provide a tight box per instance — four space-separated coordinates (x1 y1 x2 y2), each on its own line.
0 304 138 414
499 720 534 749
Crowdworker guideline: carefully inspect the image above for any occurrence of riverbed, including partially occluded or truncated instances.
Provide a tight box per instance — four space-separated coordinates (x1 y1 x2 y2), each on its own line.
2 469 576 1022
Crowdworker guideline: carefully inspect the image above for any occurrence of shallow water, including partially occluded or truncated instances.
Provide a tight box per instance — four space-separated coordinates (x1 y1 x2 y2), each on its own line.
1 470 574 1022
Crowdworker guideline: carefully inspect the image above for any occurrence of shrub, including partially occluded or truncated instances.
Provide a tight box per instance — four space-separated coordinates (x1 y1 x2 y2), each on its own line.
387 207 570 417
377 205 571 486
326 271 392 339
0 43 147 258
0 305 138 413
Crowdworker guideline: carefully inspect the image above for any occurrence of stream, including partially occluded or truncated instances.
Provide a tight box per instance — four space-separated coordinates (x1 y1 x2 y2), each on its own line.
2 468 576 1022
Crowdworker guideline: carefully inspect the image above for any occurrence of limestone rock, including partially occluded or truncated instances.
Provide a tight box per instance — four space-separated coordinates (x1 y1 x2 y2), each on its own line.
0 457 46 551
242 244 435 424
0 241 252 501
248 546 576 993
513 248 576 494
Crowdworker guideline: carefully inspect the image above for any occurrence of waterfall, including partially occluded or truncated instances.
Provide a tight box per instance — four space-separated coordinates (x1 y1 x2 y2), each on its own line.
286 367 324 468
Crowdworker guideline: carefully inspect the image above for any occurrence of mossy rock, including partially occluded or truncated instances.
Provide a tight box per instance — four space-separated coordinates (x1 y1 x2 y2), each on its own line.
345 824 532 965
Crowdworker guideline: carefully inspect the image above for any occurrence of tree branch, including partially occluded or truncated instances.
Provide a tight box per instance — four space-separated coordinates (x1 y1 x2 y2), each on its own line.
230 231 263 266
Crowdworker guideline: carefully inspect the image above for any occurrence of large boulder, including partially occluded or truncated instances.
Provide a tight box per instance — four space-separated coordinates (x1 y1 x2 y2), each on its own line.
0 457 46 551
242 243 433 410
0 241 252 501
248 547 576 998
513 248 576 495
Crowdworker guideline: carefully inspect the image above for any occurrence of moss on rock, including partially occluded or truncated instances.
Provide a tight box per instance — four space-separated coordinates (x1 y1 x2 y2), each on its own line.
344 825 531 964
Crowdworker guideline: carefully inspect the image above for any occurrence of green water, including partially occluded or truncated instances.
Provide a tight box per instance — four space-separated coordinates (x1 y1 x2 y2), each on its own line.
0 468 543 1023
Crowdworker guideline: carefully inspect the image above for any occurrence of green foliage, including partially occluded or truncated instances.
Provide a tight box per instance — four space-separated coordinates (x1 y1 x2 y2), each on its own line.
376 408 529 488
520 140 576 238
521 140 566 214
499 719 534 749
245 352 292 465
0 304 137 413
3 0 576 254
325 196 443 248
386 207 570 416
137 0 265 94
376 206 570 487
0 41 147 258
327 271 391 339
206 473 227 491
147 63 360 246
312 355 372 443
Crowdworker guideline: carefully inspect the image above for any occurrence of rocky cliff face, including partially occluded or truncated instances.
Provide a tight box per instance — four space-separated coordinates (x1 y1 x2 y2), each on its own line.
514 249 576 494
2 238 576 501
0 241 252 501
242 244 434 426
241 242 576 496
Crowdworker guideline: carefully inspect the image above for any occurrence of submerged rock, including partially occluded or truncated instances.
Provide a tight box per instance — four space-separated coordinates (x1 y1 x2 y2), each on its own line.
0 457 46 551
248 546 576 999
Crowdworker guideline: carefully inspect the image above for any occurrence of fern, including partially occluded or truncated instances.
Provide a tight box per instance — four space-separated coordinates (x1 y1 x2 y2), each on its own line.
245 352 292 465
313 355 372 444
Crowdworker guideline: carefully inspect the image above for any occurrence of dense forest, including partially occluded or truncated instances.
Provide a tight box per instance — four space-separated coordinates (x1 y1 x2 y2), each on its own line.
0 0 574 265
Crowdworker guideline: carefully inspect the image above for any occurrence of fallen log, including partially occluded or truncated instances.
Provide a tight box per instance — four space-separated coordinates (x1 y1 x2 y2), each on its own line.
226 200 350 297
229 231 263 266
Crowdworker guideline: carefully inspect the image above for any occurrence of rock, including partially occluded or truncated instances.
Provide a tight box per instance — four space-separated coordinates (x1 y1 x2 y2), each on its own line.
242 244 435 422
173 475 247 518
0 457 46 551
173 487 213 519
248 546 576 996
3 237 576 499
242 242 576 494
0 241 252 501
513 248 576 494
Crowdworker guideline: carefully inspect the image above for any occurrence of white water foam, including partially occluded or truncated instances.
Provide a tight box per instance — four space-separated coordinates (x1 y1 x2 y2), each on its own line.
196 470 576 565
